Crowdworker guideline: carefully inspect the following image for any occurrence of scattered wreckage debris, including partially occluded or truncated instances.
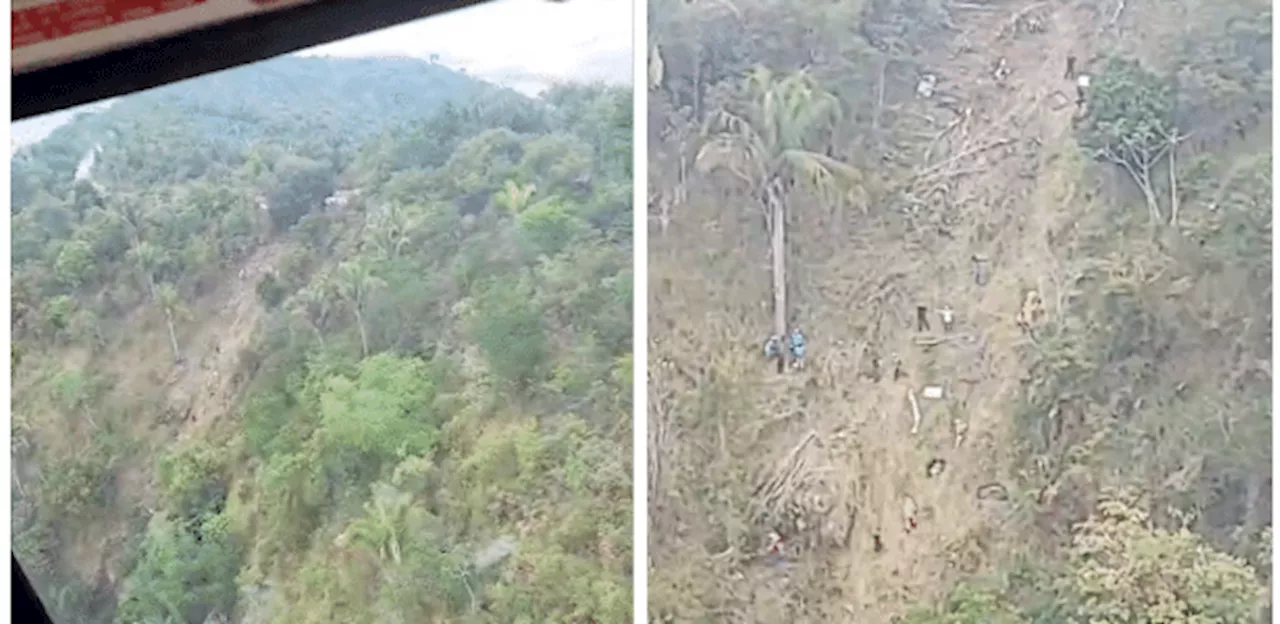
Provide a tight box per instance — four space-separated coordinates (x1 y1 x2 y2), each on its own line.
1076 74 1091 107
926 458 947 478
971 254 991 286
916 73 938 99
901 494 919 533
913 334 963 348
992 57 1011 81
1049 91 1073 110
952 417 969 448
1000 2 1051 39
766 530 786 556
907 384 947 434
907 388 923 435
750 430 856 556
1017 11 1047 35
1016 290 1046 335
976 482 1009 502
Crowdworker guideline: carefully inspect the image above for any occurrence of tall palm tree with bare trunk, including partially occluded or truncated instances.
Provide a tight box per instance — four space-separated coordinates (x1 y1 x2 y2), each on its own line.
336 260 386 358
155 282 186 362
696 67 861 367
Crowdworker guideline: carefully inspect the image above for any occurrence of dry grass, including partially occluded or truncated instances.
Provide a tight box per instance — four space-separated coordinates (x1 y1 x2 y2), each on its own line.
15 243 286 596
649 0 1115 620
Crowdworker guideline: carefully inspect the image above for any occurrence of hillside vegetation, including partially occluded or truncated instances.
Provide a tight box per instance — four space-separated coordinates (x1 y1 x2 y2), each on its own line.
648 0 1270 621
13 55 633 624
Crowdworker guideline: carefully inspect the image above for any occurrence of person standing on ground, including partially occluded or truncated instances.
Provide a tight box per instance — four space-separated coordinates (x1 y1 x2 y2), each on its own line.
788 328 807 370
939 305 955 333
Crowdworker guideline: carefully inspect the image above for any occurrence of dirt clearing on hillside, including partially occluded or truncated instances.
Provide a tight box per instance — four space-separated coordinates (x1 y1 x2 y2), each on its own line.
650 0 1109 620
57 243 284 592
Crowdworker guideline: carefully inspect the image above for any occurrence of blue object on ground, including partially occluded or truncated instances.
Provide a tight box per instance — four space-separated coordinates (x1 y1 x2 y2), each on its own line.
789 330 806 358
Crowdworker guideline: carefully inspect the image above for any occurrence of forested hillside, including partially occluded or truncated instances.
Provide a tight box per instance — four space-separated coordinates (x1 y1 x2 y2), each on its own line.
13 55 633 624
648 0 1270 621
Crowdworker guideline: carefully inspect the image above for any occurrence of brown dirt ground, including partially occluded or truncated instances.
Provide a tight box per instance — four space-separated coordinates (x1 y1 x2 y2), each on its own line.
650 1 1107 621
49 242 284 592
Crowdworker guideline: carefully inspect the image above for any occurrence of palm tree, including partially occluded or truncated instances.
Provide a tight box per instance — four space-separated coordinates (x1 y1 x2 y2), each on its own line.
127 240 164 300
342 481 413 565
494 180 537 215
366 203 420 260
696 67 862 356
155 282 185 362
108 195 148 244
289 280 333 349
335 261 386 357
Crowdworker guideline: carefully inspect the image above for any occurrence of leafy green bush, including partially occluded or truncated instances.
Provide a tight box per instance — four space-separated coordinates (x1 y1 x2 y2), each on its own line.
900 585 1025 624
468 278 549 386
40 448 113 522
516 200 589 259
317 353 439 469
255 272 288 309
115 512 243 624
157 443 228 520
266 155 335 231
12 57 632 623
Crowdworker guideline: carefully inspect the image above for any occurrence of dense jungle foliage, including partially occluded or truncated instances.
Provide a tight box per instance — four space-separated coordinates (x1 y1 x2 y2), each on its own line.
12 54 632 624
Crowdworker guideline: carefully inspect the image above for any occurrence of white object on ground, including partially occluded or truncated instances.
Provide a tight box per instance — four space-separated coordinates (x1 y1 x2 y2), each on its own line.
916 74 938 99
1077 74 1091 89
953 418 968 448
927 459 946 478
922 385 945 399
907 389 922 435
901 495 919 532
767 530 784 554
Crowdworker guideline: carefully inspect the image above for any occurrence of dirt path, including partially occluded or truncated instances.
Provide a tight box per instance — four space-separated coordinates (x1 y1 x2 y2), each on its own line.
107 242 285 450
166 243 286 443
60 243 284 593
794 2 1102 620
648 3 1110 620
674 1 1107 621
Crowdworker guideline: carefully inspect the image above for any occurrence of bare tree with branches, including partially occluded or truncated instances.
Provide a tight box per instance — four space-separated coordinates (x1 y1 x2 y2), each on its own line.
1079 57 1190 227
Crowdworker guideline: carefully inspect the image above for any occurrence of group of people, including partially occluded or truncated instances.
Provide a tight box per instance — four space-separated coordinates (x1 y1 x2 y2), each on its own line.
763 328 806 369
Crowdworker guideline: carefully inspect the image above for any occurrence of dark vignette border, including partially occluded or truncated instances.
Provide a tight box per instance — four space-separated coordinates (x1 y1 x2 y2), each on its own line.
13 0 494 120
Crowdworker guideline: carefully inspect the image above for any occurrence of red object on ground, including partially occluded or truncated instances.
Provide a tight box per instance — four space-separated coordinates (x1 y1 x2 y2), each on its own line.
908 518 918 530
12 0 210 49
